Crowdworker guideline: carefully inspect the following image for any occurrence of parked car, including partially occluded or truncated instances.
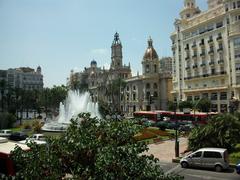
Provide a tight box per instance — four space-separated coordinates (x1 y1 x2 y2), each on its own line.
19 133 46 145
0 129 12 138
9 132 28 141
30 134 45 141
236 161 240 174
179 124 193 132
180 148 229 172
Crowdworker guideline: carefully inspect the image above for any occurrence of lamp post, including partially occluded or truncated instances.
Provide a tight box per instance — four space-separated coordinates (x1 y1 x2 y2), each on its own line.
193 98 202 122
174 101 179 157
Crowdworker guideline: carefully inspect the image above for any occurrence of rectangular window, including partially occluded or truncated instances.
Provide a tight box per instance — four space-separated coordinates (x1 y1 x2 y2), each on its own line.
234 37 240 48
203 151 222 158
211 93 218 100
207 24 214 31
202 93 208 98
235 49 240 59
199 26 206 34
211 104 218 112
238 1 240 8
236 63 240 71
220 92 227 100
187 96 192 101
216 21 223 28
194 96 200 100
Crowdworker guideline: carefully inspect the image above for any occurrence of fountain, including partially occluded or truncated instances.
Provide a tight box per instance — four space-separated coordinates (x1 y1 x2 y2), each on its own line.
41 91 101 132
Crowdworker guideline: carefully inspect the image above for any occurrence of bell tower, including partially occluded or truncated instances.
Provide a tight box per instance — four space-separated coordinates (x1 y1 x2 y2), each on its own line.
142 37 159 76
111 32 123 69
180 0 200 19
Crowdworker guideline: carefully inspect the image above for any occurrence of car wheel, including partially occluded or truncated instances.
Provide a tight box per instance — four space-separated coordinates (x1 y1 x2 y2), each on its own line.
181 161 188 168
215 165 223 172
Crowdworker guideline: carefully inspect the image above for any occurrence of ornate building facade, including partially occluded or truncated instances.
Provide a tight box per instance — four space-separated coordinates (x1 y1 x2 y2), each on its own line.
171 0 240 112
0 66 43 90
68 33 172 116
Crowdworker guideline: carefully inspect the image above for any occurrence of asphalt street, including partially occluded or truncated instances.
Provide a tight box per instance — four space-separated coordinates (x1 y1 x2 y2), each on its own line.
160 161 240 180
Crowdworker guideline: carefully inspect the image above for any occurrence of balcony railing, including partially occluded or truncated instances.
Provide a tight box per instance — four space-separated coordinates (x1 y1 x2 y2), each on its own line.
218 60 224 64
192 44 197 48
208 49 214 54
200 63 206 67
217 47 223 52
216 36 222 41
192 64 198 69
184 72 227 81
192 54 197 58
208 39 213 43
200 52 205 57
199 42 205 47
209 61 215 65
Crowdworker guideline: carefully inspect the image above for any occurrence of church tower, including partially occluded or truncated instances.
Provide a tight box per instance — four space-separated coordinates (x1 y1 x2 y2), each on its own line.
180 0 200 19
111 32 123 69
142 37 160 76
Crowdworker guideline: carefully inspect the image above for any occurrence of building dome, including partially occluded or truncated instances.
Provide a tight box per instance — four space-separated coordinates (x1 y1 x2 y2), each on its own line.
143 37 158 60
90 59 97 66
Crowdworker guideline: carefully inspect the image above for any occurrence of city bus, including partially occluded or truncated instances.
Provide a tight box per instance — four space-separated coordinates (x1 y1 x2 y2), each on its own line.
133 110 216 124
0 137 30 176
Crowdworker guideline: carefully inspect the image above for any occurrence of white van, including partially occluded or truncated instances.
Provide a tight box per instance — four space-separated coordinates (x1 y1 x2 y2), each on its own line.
180 148 229 172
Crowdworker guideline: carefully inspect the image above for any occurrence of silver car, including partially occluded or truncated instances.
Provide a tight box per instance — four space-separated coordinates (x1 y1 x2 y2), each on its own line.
180 148 229 172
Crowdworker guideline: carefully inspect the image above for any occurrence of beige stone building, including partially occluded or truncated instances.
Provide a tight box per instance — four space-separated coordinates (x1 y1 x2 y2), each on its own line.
68 33 172 116
121 38 172 116
171 0 240 112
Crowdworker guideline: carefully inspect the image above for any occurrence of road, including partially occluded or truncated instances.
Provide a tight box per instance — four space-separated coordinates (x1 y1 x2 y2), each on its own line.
160 162 239 180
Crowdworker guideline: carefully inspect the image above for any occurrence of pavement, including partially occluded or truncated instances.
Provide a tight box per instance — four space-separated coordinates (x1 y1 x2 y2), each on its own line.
145 137 188 162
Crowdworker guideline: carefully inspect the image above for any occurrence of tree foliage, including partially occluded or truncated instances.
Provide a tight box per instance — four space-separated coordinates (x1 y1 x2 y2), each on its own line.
195 98 211 112
188 113 240 151
11 113 182 180
178 101 192 112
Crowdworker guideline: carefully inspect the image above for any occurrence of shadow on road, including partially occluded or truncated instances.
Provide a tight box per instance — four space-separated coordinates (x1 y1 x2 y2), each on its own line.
185 166 235 173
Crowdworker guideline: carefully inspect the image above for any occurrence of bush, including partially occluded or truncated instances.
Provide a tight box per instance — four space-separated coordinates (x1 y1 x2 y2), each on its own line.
32 120 43 133
10 113 183 179
0 112 16 129
22 122 32 130
229 152 240 164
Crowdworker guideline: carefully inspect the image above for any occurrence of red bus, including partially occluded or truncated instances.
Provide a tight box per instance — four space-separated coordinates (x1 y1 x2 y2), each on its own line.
133 110 216 124
0 137 30 176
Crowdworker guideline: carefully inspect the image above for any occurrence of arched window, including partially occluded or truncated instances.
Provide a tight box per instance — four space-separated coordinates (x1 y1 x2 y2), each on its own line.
146 64 150 73
154 64 157 73
146 83 150 89
153 83 158 89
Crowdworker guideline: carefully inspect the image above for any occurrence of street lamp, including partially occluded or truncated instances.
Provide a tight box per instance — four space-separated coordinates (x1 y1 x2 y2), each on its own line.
193 98 202 122
174 101 179 158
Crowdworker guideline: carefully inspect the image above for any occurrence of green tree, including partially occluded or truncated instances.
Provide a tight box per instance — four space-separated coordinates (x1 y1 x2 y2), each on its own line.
188 113 240 151
0 79 7 112
11 113 182 180
195 98 211 112
107 78 126 113
178 101 192 112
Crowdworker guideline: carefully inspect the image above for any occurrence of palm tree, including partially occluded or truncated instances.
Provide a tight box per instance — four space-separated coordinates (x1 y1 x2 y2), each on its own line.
188 113 240 151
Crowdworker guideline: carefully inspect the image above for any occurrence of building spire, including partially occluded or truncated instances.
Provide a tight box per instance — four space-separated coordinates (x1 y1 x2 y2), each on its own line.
112 32 121 45
148 36 153 47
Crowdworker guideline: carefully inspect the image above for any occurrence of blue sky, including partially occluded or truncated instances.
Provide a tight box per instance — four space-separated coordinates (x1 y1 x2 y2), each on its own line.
0 0 207 87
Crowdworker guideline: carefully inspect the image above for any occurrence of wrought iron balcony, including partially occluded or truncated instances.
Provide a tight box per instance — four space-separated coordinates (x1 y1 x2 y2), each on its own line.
209 61 215 65
208 39 213 43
